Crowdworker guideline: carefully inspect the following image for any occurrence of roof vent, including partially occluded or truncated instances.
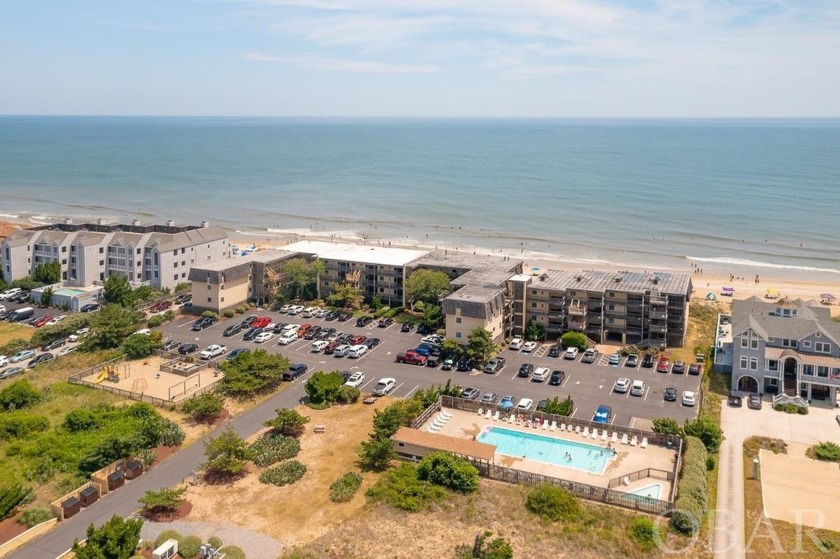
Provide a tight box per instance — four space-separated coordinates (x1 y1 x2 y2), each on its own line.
614 276 622 283
576 275 583 282
651 277 660 285
539 273 548 281
166 219 175 227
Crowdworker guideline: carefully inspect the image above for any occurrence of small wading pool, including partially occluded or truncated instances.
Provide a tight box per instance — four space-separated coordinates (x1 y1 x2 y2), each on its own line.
628 483 662 500
477 426 616 474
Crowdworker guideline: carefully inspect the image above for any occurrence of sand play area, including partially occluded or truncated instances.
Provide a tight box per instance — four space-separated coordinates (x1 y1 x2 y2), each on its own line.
759 449 840 532
79 355 224 403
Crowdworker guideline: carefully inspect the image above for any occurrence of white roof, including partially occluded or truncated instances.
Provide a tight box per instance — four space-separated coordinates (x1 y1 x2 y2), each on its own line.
284 240 427 267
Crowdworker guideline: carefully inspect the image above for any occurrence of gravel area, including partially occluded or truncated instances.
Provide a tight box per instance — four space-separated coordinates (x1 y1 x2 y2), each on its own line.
141 519 284 559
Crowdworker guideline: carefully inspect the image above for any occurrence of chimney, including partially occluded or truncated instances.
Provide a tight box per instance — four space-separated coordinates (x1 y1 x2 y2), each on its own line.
166 220 175 227
63 218 73 225
97 218 105 225
201 220 210 228
132 219 140 226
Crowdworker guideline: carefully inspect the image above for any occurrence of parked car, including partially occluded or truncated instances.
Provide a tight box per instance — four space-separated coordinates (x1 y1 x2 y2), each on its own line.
425 354 441 367
32 315 53 328
396 351 426 365
150 300 171 312
277 332 297 345
0 367 24 379
642 354 655 368
45 315 66 326
240 315 258 329
608 353 621 366
162 339 182 351
593 404 612 424
581 348 597 363
337 312 351 322
226 348 249 360
28 353 54 368
421 335 443 346
664 387 678 402
297 324 313 338
250 316 270 329
311 340 329 352
10 349 36 363
656 358 671 373
522 341 538 353
347 345 367 358
223 323 242 337
179 343 199 355
625 354 639 367
509 338 524 350
174 293 192 304
728 394 743 407
549 370 566 386
548 344 562 358
748 394 762 409
324 311 339 321
499 395 516 411
630 380 646 397
457 356 476 372
672 361 686 374
283 363 308 381
356 316 373 327
688 362 703 375
378 317 394 328
243 327 262 341
613 377 631 393
480 392 498 404
400 322 415 332
461 387 480 400
483 357 505 374
0 288 23 300
517 363 534 378
515 398 534 411
0 356 7 368
532 367 550 383
373 377 396 396
303 326 321 340
254 331 274 344
682 391 697 407
349 335 367 346
416 323 432 334
364 337 381 349
441 355 457 371
564 347 579 360
199 344 227 359
41 338 65 351
345 372 366 388
191 317 215 331
278 304 291 313
333 344 352 357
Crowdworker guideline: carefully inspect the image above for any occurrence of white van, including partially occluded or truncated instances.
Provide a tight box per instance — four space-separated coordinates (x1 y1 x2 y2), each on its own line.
347 345 367 359
6 307 34 322
277 332 297 345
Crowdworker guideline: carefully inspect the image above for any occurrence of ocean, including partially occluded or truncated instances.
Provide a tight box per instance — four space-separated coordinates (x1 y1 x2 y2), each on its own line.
0 116 838 282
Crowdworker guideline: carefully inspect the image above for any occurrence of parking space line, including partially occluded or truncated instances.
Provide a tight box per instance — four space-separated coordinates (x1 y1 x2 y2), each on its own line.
392 381 405 394
643 387 650 401
569 408 577 418
403 385 419 399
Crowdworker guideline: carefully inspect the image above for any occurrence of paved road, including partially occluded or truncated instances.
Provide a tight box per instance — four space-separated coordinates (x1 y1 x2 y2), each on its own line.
714 403 746 559
9 382 307 559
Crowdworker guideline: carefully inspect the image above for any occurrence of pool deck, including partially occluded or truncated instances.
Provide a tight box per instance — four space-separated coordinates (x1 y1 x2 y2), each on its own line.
425 407 676 498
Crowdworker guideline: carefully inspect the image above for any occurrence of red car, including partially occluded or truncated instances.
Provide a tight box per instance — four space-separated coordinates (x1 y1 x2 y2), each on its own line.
33 315 53 328
323 341 340 355
151 300 172 312
656 358 671 373
349 335 367 346
396 352 427 366
250 317 271 329
297 324 313 337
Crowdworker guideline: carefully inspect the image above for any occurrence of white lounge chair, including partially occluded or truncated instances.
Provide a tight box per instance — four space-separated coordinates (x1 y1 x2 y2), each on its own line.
493 410 500 421
622 476 631 486
550 420 557 431
582 426 589 437
630 435 638 447
621 433 629 445
436 414 448 423
507 414 515 424
574 425 581 434
485 409 493 419
591 428 599 439
428 424 440 432
441 410 453 419
601 430 608 441
559 423 566 431
477 408 484 416
640 437 648 449
611 432 618 444
542 419 549 430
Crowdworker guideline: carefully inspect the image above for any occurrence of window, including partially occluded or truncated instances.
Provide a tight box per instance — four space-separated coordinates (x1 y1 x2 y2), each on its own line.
817 366 829 378
741 338 749 348
803 364 814 376
175 274 179 280
221 297 224 303
782 339 798 348
99 247 104 254
136 248 141 254
181 273 186 279
803 341 811 348
207 297 211 303
740 356 748 369
61 246 66 253
816 342 831 353
456 317 462 324
531 302 536 308
750 339 759 350
749 358 758 370
768 360 778 371
207 285 211 290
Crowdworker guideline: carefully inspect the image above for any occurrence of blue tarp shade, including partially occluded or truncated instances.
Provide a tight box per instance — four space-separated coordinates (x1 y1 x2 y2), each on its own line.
722 287 735 292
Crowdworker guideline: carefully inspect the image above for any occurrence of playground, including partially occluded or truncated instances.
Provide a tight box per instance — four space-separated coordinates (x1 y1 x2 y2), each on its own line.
78 355 224 404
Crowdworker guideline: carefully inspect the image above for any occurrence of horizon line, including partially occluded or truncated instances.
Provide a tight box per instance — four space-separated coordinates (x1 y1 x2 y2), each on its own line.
1 114 839 120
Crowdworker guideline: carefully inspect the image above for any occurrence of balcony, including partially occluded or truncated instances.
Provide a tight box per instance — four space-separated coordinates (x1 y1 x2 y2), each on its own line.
649 310 667 320
648 323 667 333
650 295 667 306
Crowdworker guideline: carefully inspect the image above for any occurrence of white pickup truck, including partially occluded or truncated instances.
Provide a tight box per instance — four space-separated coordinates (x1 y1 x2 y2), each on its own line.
199 344 227 360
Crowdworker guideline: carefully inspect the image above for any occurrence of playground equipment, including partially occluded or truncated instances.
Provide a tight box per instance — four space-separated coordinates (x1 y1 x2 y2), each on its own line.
96 365 120 384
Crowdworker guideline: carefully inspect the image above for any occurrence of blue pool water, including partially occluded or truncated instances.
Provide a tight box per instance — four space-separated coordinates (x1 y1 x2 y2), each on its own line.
629 483 663 499
477 426 616 474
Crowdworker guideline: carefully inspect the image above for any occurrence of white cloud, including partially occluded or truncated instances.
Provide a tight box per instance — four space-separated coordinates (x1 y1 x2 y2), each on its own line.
244 52 438 73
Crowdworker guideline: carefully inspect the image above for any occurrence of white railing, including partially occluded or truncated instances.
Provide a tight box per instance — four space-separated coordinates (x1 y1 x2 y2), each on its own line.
772 393 809 408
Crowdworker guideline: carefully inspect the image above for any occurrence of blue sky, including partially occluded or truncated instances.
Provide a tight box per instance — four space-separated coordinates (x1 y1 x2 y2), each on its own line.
1 0 838 116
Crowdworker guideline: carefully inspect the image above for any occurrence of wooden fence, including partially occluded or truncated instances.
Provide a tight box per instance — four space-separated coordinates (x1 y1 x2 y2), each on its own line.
607 467 674 489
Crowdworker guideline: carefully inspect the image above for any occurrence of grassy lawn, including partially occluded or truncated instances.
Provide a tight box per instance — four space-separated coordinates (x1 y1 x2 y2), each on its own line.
0 322 33 347
743 437 840 556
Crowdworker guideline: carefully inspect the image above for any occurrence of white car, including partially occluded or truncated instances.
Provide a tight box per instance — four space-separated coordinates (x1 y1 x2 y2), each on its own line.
531 366 550 382
373 377 396 396
45 315 66 326
522 341 538 353
277 332 296 345
58 346 77 356
420 335 443 347
333 344 351 357
630 379 646 396
515 398 534 411
327 331 342 342
682 391 697 407
0 356 7 368
613 377 631 393
288 305 305 315
301 309 314 318
347 344 367 358
279 304 291 313
509 338 524 350
200 344 227 359
564 347 579 360
254 331 274 343
0 288 22 301
282 323 299 333
345 372 366 388
76 327 90 336
264 322 277 331
314 309 326 318
310 340 329 352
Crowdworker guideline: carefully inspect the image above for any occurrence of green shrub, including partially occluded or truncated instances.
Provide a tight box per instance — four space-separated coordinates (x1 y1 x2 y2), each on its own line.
223 309 235 318
373 306 391 318
0 339 33 356
154 529 183 547
629 517 657 551
201 311 219 320
0 412 50 440
670 436 709 534
250 433 301 467
208 536 224 549
219 546 245 559
706 455 716 471
146 316 163 328
336 385 360 404
178 535 203 558
159 419 186 447
181 392 225 423
329 472 363 503
17 506 55 528
0 380 42 411
235 306 246 314
683 416 724 452
417 451 479 493
365 463 445 512
525 483 583 522
809 442 840 463
670 495 703 534
259 460 307 486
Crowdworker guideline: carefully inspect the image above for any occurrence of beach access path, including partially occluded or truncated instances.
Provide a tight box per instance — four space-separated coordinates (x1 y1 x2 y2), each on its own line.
6 383 307 559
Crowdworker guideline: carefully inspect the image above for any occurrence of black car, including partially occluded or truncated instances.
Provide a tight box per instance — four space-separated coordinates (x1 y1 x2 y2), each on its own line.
163 339 182 351
457 357 475 372
303 326 322 340
400 322 415 332
378 317 394 328
273 322 290 333
226 348 249 360
537 399 548 412
688 363 703 375
441 354 457 371
356 316 373 327
416 323 432 335
547 344 562 358
728 394 743 407
223 323 243 337
549 370 566 386
41 338 65 351
672 361 686 374
664 387 678 402
461 387 480 400
80 303 101 312
364 337 381 349
337 312 351 322
243 327 263 341
283 363 309 381
240 315 258 329
324 311 338 321
28 353 54 368
337 333 354 344
179 343 199 355
641 354 655 368
174 293 192 304
191 317 215 331
517 363 534 378
426 354 441 367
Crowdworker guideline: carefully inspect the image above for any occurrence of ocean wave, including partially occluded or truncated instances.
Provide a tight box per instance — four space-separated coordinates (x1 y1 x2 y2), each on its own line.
686 256 840 275
0 213 19 219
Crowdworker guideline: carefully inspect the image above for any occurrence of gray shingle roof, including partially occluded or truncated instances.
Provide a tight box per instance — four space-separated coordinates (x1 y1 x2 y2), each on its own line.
732 297 840 346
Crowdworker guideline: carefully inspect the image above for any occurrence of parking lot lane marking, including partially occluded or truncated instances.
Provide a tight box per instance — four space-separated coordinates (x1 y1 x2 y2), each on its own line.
643 387 650 401
609 415 617 425
177 321 192 329
392 381 405 395
569 408 577 418
403 385 419 399
361 378 376 390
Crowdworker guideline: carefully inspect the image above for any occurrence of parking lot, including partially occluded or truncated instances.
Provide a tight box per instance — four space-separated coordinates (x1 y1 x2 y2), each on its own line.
158 310 703 427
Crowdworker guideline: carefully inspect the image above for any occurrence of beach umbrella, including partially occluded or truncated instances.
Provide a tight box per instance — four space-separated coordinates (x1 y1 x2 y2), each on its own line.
820 293 836 300
531 266 541 271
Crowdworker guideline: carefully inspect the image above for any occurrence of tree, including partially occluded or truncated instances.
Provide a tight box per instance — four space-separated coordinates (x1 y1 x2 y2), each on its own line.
303 371 345 405
441 339 461 356
0 380 42 411
71 515 143 559
359 436 397 471
103 275 132 306
524 320 545 342
181 392 225 423
138 486 187 517
219 349 290 397
652 418 683 436
560 331 589 351
466 327 497 363
84 304 144 350
422 305 443 329
454 532 514 559
683 416 724 452
543 395 574 416
417 451 480 493
264 408 310 438
326 282 364 310
40 286 54 307
33 262 61 284
121 333 153 359
526 483 583 522
279 258 322 300
405 269 451 305
203 427 253 477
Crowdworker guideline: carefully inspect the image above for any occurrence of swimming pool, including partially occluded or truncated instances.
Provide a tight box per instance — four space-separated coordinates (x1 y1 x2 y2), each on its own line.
54 287 86 296
629 483 662 499
477 426 616 474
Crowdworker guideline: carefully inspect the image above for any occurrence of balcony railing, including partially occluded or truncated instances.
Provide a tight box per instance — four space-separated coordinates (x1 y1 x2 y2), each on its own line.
649 311 667 320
